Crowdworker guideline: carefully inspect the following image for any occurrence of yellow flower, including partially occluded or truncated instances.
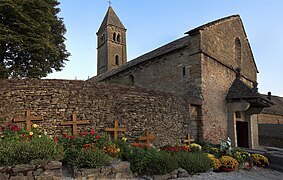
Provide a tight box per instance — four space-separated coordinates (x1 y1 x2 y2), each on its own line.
117 148 120 153
29 132 33 136
209 157 222 171
207 153 215 158
122 137 127 141
219 156 239 170
251 154 269 167
32 124 37 128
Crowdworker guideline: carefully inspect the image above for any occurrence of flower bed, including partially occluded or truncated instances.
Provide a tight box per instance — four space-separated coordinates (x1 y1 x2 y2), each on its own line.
0 124 270 178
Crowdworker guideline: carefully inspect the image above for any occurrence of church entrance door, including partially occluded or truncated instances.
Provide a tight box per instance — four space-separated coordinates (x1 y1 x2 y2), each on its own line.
236 121 249 148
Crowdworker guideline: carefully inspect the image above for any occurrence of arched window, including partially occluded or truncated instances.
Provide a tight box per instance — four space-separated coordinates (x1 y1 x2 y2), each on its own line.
113 32 116 41
117 34 120 42
235 38 242 67
115 55 119 65
129 74 134 86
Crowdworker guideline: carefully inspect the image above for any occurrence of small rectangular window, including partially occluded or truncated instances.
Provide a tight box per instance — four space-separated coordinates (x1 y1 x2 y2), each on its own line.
183 67 186 77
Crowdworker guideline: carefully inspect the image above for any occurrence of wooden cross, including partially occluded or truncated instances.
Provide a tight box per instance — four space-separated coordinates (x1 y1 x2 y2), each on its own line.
183 133 195 145
104 120 126 140
13 110 43 132
138 129 156 145
61 113 90 135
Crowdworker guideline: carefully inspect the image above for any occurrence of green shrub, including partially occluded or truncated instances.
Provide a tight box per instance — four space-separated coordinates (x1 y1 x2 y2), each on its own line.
125 147 178 175
0 136 64 166
174 151 213 174
64 148 112 168
146 149 178 175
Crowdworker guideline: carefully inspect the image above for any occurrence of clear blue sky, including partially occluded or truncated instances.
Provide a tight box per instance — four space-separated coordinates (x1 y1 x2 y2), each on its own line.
47 0 283 96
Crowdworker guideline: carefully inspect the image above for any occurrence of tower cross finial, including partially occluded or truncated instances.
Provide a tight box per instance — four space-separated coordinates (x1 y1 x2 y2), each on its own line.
108 0 112 6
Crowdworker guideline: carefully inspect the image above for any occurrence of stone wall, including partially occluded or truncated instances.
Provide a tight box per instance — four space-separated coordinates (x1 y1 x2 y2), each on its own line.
258 113 283 124
257 113 283 148
96 34 203 100
0 79 193 147
200 54 236 143
200 15 257 83
0 161 62 179
258 124 283 148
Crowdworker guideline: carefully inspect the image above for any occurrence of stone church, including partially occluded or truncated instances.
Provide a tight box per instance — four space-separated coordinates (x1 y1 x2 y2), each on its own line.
90 6 283 148
0 6 282 149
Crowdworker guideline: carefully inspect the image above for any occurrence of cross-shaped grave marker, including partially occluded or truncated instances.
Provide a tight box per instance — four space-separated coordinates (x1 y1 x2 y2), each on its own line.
61 113 90 135
104 120 126 140
13 110 43 132
138 129 157 145
183 133 195 145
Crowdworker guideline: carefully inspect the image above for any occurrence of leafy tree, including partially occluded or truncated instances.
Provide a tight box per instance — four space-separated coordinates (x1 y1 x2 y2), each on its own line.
0 0 70 78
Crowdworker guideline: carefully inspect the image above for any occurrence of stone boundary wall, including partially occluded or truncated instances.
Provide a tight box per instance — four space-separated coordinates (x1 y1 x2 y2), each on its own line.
258 124 283 148
0 161 62 179
0 79 193 146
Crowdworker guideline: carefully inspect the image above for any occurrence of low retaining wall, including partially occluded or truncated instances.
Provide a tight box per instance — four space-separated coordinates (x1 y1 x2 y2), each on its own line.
0 161 62 179
73 161 133 179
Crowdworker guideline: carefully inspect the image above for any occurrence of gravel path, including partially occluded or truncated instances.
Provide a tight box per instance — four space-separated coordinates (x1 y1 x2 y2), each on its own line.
62 167 283 179
178 167 283 180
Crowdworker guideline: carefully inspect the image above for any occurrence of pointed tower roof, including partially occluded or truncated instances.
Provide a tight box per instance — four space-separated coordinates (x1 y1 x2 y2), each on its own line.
97 6 125 33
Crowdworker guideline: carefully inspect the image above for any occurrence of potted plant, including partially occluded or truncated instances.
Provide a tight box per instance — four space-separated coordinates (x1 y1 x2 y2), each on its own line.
219 156 239 172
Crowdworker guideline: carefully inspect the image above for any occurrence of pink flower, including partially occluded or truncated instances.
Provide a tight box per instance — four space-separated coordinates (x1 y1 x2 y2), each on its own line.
17 127 21 132
54 138 58 143
96 135 101 139
90 130 95 134
107 136 111 141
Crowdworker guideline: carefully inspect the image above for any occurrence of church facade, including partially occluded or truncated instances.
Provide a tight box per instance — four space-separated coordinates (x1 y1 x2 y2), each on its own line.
91 7 283 148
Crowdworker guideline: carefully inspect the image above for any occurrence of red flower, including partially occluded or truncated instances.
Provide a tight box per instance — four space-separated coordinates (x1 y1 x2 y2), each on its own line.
53 138 58 143
249 162 253 171
96 135 101 139
107 136 111 141
63 133 67 138
90 130 95 134
17 127 21 132
12 125 17 131
79 132 88 137
1 126 5 131
8 123 12 127
68 135 74 139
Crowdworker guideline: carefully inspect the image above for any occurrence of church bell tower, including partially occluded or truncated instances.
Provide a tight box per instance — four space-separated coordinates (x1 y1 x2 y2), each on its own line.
96 6 127 75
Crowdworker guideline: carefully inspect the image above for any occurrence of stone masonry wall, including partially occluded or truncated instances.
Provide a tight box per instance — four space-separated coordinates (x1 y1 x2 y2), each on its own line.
258 113 283 124
103 35 202 100
257 113 283 148
201 16 257 83
201 54 236 143
0 161 62 179
0 79 192 147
